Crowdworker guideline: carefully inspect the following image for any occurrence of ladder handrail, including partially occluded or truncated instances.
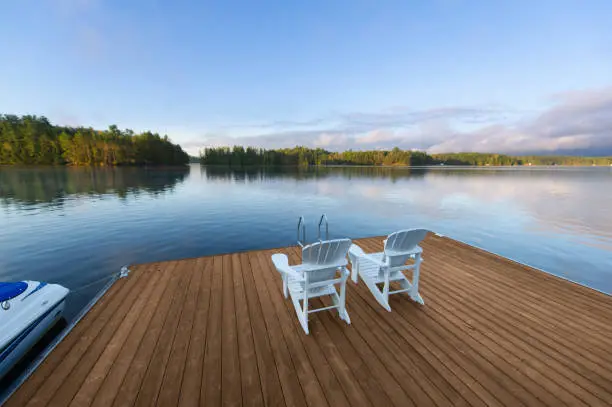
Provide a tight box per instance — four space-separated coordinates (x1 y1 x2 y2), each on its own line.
297 216 306 247
298 214 329 247
318 214 329 241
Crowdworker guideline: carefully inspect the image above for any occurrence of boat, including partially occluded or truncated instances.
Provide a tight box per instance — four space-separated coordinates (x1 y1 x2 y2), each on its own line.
0 281 69 380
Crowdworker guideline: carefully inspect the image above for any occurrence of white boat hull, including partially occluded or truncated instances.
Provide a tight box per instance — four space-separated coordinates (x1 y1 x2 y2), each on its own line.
0 281 69 380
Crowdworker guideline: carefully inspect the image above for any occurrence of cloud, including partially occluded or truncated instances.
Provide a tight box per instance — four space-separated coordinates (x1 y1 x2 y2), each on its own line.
355 130 397 145
188 107 501 152
314 133 349 148
337 106 509 133
429 87 612 155
187 86 612 155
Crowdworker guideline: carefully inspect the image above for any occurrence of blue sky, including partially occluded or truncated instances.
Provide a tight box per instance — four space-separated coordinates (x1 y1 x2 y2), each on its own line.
1 0 611 155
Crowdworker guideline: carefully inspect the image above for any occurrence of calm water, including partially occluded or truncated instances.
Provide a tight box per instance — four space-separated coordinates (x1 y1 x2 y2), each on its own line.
1 164 611 322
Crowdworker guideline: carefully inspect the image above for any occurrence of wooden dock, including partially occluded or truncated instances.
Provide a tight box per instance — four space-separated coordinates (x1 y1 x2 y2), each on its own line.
4 234 612 407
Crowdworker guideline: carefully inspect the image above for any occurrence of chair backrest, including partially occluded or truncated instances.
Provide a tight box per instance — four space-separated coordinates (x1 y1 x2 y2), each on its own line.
301 238 352 283
383 229 428 267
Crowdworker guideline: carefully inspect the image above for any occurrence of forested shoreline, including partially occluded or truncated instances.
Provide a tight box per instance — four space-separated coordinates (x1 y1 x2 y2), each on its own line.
4 114 610 168
0 115 189 166
201 146 612 167
201 146 433 166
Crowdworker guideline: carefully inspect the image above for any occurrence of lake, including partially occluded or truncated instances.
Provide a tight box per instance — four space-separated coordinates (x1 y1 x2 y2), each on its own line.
1 164 611 323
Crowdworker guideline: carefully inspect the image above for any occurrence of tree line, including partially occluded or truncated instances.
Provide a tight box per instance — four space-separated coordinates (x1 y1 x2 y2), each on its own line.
200 146 612 167
0 114 189 166
432 153 612 166
201 146 437 166
200 146 331 166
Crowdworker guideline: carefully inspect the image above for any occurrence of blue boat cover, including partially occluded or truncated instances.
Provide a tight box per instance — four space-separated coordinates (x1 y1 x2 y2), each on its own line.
0 282 28 302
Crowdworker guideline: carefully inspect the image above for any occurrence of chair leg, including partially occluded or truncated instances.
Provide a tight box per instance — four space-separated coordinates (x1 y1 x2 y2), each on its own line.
291 295 309 334
282 274 288 298
338 282 351 324
410 254 424 305
329 290 351 325
302 295 310 334
362 275 391 311
351 258 359 284
382 275 391 309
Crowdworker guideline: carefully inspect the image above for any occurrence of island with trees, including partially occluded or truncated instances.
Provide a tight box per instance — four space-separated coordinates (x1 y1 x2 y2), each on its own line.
200 146 612 167
0 115 189 166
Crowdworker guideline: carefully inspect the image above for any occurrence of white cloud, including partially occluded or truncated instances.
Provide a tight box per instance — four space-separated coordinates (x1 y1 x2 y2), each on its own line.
313 133 349 148
355 130 396 145
185 86 612 155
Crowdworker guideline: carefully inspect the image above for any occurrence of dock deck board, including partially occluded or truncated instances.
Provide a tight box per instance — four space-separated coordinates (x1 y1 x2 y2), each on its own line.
5 234 612 407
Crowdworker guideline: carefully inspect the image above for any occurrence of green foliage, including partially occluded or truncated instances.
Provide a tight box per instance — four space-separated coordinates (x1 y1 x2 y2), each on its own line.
201 147 612 167
432 153 520 166
0 114 189 166
201 146 327 166
431 153 612 166
514 155 612 166
201 146 436 166
323 147 435 166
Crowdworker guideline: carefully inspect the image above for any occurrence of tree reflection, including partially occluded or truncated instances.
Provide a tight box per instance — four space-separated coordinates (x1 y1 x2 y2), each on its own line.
201 165 427 183
0 166 190 210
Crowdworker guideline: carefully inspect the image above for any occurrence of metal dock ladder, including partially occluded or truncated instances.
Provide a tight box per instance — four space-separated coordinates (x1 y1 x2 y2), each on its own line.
297 214 330 247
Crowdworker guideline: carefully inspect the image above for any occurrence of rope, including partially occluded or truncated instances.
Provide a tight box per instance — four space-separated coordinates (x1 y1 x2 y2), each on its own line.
68 272 118 294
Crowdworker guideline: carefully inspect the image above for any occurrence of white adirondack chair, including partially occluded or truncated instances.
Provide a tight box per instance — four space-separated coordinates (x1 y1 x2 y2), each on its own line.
271 238 352 334
349 229 428 311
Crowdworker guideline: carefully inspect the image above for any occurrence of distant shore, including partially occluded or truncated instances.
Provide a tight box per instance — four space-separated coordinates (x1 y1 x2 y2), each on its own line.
199 146 612 167
0 163 190 169
197 163 612 168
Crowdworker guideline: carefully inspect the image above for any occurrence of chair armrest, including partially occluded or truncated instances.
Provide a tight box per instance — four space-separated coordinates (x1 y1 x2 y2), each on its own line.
349 244 387 268
271 253 304 280
385 245 423 257
361 254 388 268
348 243 365 258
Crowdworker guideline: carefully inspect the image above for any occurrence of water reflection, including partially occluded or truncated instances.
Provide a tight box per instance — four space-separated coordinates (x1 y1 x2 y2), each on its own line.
202 165 427 182
1 164 610 306
200 165 612 242
0 166 190 210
